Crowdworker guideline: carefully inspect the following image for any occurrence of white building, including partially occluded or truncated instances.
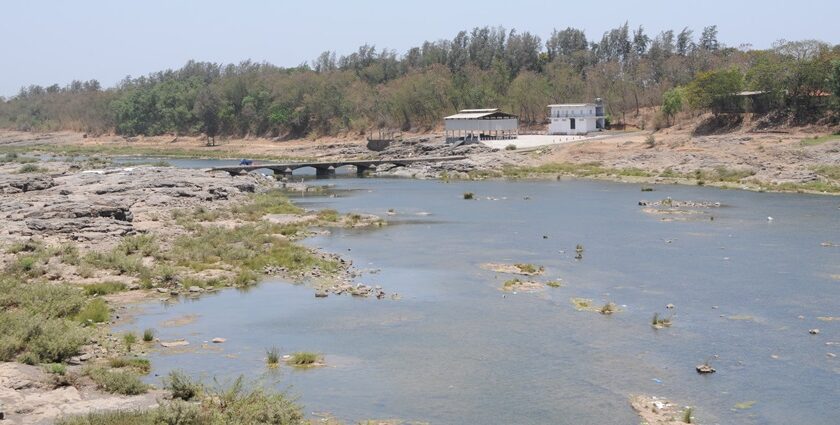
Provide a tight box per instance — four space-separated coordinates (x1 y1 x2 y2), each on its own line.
444 109 518 143
547 101 606 135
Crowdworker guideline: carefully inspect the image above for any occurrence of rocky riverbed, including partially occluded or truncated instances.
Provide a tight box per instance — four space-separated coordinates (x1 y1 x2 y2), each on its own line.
0 161 399 423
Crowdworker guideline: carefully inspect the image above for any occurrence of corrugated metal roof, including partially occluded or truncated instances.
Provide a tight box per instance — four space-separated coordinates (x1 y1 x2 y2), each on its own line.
459 108 499 113
444 109 517 120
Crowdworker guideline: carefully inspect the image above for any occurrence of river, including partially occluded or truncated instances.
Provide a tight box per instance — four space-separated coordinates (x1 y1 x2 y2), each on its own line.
117 169 840 424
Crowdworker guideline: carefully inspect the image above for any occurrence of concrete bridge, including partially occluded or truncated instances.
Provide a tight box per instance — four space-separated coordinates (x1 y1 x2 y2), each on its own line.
208 155 467 177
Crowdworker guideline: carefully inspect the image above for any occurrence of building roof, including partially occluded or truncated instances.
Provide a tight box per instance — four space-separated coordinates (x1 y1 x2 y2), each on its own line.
547 103 596 108
444 109 518 120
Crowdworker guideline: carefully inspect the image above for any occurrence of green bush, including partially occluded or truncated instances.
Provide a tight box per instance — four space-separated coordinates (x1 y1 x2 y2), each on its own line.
0 311 87 363
117 234 159 257
164 370 201 401
85 367 148 395
44 363 67 375
76 299 110 324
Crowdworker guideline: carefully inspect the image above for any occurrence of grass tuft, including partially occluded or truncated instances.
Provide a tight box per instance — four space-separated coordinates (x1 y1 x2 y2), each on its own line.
142 328 155 342
108 357 151 374
266 346 280 367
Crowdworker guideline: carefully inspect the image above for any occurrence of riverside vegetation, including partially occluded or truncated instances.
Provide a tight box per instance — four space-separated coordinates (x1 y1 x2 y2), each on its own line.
1 24 838 139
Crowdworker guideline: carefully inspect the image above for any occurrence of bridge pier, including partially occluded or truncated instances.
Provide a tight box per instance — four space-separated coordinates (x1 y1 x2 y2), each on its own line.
355 164 376 177
315 165 335 178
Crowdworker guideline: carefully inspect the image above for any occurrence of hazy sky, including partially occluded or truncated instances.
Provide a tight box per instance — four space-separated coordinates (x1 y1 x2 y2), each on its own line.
2 0 838 97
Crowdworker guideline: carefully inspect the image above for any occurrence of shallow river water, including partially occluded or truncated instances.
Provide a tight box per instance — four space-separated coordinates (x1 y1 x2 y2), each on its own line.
119 174 840 424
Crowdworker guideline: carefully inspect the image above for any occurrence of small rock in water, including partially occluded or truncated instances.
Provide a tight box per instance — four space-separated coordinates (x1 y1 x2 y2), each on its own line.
696 364 716 374
827 353 836 358
314 290 328 298
665 303 675 309
188 286 203 293
211 338 226 344
809 329 820 335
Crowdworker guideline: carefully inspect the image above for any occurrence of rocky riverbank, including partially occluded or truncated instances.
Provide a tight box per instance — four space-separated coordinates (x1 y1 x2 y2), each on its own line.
0 160 396 423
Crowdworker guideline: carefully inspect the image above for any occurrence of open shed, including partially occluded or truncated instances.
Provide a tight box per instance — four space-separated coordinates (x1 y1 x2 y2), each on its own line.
444 109 518 143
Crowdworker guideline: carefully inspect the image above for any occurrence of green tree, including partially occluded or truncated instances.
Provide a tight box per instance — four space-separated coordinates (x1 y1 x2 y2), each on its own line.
662 87 685 125
685 68 743 112
829 59 840 109
193 87 220 146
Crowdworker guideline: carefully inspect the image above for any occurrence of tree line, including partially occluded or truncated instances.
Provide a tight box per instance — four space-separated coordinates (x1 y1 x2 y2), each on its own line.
1 23 839 140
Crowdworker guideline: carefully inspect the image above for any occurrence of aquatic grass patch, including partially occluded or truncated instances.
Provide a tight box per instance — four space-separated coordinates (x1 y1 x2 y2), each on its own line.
286 351 321 368
316 209 340 222
85 366 148 395
545 280 562 288
652 312 672 329
463 192 475 200
229 190 302 220
734 400 757 410
599 302 618 315
514 263 544 275
81 281 127 296
142 328 155 342
570 297 596 311
501 278 542 292
169 222 338 278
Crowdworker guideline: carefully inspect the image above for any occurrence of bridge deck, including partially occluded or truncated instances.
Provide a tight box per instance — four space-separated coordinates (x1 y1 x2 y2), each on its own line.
208 155 467 174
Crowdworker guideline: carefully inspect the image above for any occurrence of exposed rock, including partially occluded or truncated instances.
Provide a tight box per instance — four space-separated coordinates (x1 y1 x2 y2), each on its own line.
211 338 226 344
0 166 274 245
810 328 820 335
0 174 56 194
696 363 716 374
